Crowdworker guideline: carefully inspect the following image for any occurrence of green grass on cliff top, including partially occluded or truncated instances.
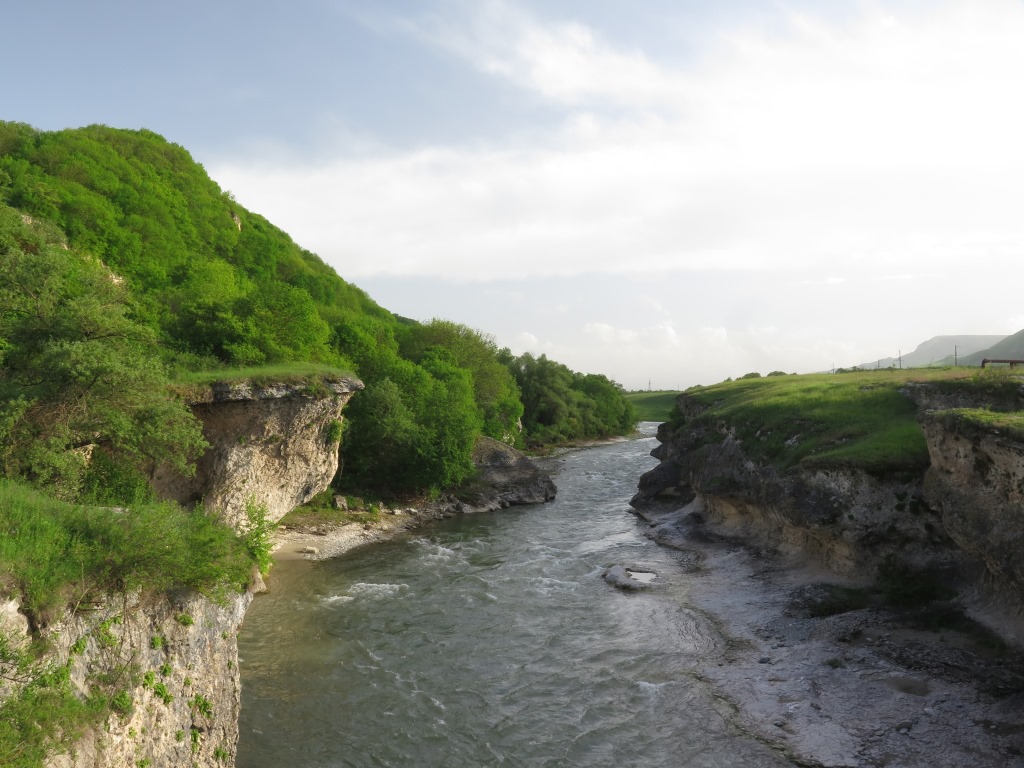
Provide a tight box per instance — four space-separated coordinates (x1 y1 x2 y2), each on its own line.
678 368 1006 475
935 408 1024 442
168 362 357 401
0 480 255 627
170 362 356 386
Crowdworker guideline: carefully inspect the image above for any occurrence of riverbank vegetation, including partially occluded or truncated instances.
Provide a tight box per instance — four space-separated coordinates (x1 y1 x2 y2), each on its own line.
0 481 256 629
673 368 1016 475
0 122 636 766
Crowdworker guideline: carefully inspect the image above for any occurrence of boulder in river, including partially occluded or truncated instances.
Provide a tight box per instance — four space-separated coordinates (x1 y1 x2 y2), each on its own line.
602 564 658 590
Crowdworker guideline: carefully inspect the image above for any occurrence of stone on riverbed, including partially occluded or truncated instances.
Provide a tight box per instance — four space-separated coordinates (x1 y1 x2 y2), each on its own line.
602 564 658 590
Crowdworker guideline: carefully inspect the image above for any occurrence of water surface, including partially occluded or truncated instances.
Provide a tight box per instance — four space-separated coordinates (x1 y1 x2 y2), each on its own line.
237 425 795 767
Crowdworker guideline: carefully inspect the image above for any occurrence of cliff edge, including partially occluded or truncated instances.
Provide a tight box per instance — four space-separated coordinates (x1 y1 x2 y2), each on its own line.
632 378 1024 619
0 376 363 768
151 376 363 531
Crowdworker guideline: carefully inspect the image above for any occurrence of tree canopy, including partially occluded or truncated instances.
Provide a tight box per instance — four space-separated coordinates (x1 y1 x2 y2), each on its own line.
0 203 205 502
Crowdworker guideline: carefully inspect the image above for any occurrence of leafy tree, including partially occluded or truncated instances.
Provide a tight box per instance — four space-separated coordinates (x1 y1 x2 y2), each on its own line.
0 122 639 496
0 204 205 500
400 320 524 444
502 352 635 447
341 347 481 494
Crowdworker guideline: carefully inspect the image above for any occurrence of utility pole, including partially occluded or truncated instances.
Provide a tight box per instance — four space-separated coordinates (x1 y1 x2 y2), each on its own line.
899 350 902 370
954 345 958 367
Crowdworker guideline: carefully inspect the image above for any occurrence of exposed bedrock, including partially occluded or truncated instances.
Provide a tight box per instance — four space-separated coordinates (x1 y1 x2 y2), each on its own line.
151 377 363 531
921 411 1024 615
632 386 1024 617
454 436 557 511
7 378 363 768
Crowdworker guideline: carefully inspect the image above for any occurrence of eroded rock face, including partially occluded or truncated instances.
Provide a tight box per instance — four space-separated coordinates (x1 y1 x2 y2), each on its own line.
42 591 251 768
921 412 1024 614
3 377 364 768
151 377 363 530
454 436 557 511
632 397 957 577
634 388 1024 618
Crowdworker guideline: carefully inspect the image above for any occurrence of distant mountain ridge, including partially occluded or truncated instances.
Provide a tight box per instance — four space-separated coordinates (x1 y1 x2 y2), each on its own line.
855 335 1007 370
959 328 1024 366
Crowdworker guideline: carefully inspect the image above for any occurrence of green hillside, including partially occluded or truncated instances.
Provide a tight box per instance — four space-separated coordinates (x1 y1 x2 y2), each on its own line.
674 368 1021 475
0 122 634 498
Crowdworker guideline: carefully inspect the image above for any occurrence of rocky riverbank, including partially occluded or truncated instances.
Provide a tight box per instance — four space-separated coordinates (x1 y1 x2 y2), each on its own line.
633 499 1024 768
630 380 1024 767
272 435 557 562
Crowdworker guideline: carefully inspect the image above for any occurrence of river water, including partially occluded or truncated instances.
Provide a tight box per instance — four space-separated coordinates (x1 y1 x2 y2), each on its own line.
237 424 796 767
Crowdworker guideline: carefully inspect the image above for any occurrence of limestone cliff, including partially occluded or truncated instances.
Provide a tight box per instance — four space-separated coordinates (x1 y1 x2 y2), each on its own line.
152 377 363 530
44 590 251 768
633 385 1024 618
0 376 362 768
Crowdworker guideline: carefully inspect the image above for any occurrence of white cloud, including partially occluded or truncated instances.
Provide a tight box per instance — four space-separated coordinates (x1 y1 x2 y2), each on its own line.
211 0 1024 287
415 0 689 108
582 321 681 348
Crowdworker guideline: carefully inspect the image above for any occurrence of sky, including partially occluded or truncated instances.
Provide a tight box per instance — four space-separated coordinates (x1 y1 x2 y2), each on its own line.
6 0 1024 389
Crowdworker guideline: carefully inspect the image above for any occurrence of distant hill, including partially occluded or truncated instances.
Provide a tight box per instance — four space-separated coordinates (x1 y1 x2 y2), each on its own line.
625 391 680 422
856 335 1006 370
960 329 1024 366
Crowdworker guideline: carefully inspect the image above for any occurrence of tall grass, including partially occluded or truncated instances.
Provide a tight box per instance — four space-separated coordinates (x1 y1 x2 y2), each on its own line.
0 481 254 627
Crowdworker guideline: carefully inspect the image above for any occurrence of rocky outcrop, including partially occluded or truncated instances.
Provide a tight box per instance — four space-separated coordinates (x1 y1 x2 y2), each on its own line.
633 386 1024 618
0 376 363 768
921 411 1024 615
633 398 958 578
42 590 250 768
151 377 363 530
453 436 557 511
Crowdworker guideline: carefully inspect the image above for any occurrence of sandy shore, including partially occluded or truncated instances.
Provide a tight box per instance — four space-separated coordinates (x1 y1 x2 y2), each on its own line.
271 505 444 562
636 501 1024 768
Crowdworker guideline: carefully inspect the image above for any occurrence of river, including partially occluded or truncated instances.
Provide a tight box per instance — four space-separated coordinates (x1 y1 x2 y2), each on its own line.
236 424 797 767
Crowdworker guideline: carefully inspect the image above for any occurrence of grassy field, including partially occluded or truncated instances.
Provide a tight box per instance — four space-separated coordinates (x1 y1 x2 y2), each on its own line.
625 391 681 422
677 368 1020 475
